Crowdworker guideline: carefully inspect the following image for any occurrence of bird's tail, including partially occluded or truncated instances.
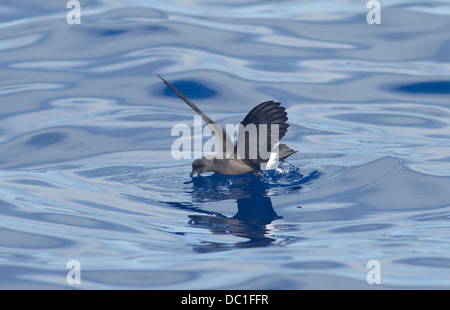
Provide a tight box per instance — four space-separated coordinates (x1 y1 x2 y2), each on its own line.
262 143 297 170
278 144 297 160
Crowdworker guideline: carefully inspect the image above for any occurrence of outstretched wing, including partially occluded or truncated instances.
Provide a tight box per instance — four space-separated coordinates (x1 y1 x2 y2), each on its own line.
157 73 234 158
235 100 289 168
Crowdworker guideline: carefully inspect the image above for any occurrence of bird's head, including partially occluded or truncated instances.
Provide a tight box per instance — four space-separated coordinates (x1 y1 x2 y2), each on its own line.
190 157 213 177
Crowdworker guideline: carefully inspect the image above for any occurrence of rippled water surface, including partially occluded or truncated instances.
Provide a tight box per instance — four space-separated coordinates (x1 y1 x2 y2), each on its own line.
1 0 450 289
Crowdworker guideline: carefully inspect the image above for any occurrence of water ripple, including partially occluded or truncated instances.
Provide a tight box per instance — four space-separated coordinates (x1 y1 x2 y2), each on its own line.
0 33 45 52
0 83 65 96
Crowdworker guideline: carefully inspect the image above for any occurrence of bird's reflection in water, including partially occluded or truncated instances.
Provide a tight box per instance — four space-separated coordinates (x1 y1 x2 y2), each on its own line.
188 175 280 252
166 166 320 253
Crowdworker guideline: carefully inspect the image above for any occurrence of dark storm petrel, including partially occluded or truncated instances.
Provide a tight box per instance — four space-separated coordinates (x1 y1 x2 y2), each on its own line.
157 74 296 176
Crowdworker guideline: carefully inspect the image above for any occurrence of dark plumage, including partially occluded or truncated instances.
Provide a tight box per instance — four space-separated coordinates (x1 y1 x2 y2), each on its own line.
157 74 297 176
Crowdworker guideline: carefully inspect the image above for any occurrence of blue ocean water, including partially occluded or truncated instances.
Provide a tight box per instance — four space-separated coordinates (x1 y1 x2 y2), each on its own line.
0 0 449 289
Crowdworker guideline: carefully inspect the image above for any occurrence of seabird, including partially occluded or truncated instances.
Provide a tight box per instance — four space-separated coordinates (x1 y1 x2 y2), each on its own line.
157 73 297 176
